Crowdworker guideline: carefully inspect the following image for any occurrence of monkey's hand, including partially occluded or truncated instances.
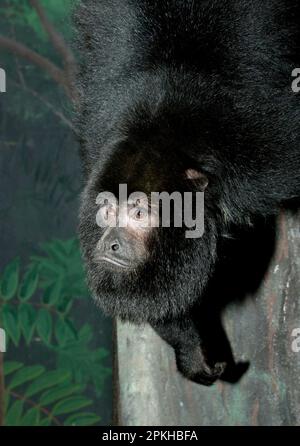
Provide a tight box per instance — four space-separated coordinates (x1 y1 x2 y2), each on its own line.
175 345 227 386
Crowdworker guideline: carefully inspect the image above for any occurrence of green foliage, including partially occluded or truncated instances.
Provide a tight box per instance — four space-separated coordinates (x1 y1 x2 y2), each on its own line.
31 238 89 304
54 324 110 395
0 0 78 129
4 362 100 426
2 0 78 44
0 238 111 426
0 0 109 427
18 268 39 301
1 258 20 301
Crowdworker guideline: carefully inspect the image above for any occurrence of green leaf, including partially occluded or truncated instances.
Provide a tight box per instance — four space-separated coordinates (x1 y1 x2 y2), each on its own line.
36 309 52 344
31 238 88 300
40 384 83 406
56 296 73 315
64 413 101 426
55 317 77 346
55 337 111 396
5 400 24 426
78 324 92 343
43 280 63 305
18 269 39 301
4 361 23 376
62 238 77 255
41 240 68 266
25 370 71 398
19 303 36 345
52 396 92 416
1 258 20 300
39 417 52 426
8 365 45 390
31 257 62 276
92 347 109 361
20 408 40 426
2 304 20 346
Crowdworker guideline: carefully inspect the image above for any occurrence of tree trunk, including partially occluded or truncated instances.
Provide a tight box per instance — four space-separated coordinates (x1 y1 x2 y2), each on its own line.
115 210 300 426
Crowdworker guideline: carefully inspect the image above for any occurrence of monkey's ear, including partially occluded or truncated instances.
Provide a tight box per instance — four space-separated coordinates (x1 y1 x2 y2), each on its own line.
184 168 209 191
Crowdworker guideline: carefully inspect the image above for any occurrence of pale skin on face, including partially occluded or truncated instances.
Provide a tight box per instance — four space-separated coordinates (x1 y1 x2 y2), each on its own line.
96 195 159 235
95 194 159 268
94 168 208 267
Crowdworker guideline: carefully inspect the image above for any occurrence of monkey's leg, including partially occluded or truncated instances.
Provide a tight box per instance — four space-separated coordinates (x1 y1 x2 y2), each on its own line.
192 307 250 384
151 317 227 386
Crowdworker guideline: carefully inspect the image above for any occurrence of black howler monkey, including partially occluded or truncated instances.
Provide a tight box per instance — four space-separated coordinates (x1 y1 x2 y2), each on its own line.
76 0 300 385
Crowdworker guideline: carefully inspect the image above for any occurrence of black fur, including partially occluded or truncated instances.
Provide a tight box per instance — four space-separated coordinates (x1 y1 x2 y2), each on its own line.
76 0 300 385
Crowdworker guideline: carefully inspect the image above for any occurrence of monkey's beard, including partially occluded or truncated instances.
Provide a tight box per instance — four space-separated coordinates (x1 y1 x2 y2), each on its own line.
80 226 217 324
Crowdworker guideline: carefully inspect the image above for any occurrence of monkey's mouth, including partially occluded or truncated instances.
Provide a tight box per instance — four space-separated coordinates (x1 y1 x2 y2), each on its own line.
98 256 131 269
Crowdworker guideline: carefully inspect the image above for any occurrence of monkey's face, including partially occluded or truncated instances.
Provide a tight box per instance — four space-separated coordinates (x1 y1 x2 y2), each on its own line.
94 194 159 270
79 148 217 323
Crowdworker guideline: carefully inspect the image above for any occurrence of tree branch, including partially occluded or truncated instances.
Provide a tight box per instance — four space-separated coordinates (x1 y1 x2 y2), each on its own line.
11 79 75 131
10 390 61 426
29 0 76 70
0 35 72 97
29 0 78 100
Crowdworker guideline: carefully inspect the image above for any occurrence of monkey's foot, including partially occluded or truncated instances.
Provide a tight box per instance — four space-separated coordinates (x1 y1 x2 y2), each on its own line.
176 346 227 386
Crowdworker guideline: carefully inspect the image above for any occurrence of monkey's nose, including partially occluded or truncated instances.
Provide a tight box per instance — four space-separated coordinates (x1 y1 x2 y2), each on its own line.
96 238 121 255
